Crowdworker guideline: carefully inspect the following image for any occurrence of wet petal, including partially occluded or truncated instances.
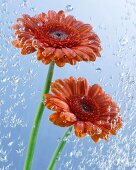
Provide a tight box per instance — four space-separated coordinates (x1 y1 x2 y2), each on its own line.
45 94 70 111
21 46 36 55
49 112 72 127
12 40 23 48
76 77 89 96
88 84 104 98
91 134 99 143
74 121 86 138
48 10 57 20
60 112 77 122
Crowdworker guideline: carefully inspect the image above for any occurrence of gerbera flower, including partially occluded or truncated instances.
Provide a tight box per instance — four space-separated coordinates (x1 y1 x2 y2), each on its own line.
12 10 102 67
44 77 122 142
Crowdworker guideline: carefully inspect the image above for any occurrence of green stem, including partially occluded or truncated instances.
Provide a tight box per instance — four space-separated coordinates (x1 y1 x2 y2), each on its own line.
48 126 73 170
24 62 55 170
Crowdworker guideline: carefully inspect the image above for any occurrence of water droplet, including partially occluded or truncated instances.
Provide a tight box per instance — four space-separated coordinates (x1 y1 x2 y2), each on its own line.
96 67 102 72
0 99 4 106
119 37 128 46
65 5 73 13
8 141 14 147
37 22 43 27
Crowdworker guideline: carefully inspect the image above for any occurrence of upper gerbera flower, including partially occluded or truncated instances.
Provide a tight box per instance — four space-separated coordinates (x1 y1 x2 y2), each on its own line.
44 77 122 142
12 10 102 67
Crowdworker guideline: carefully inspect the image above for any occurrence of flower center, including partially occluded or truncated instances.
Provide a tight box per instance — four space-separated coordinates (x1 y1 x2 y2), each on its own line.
68 96 99 121
39 22 81 48
50 31 68 41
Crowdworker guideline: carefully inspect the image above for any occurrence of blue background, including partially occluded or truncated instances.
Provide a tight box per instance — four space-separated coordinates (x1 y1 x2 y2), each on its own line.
0 0 136 169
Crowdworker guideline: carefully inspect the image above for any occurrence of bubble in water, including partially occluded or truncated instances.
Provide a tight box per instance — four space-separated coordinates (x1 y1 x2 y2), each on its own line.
96 67 102 72
119 37 128 46
65 5 73 12
0 100 4 106
37 22 43 27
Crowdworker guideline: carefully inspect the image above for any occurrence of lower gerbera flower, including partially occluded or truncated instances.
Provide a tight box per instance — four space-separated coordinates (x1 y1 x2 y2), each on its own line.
44 77 122 142
12 10 102 67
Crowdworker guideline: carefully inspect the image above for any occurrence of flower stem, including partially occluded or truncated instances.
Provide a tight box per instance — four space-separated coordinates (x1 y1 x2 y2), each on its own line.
24 62 55 170
48 126 73 170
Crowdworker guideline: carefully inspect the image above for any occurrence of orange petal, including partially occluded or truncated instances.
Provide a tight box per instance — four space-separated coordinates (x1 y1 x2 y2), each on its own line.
76 77 89 96
91 134 99 143
36 12 47 22
22 14 39 30
51 79 73 98
68 77 78 95
110 129 117 135
21 46 36 55
55 59 65 67
73 48 90 61
73 21 84 29
65 15 76 26
60 112 77 122
57 10 65 22
45 94 70 111
49 112 73 127
74 121 86 138
42 58 51 65
95 94 111 104
42 47 55 56
36 49 44 60
99 132 109 141
48 10 57 20
77 24 92 32
12 40 23 48
88 84 103 98
50 88 67 100
85 122 102 135
77 46 96 61
12 24 20 30
54 49 64 60
69 59 77 65
62 48 76 59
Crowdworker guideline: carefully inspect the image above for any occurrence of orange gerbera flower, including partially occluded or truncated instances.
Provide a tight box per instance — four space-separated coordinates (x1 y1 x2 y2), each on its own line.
12 10 102 67
44 77 122 142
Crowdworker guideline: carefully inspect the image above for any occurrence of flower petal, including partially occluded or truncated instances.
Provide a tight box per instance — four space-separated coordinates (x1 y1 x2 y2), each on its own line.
62 48 76 59
73 48 91 61
85 122 102 135
45 94 70 111
77 46 96 61
48 10 57 20
12 40 23 48
36 48 44 60
51 79 73 99
57 10 65 22
21 46 36 55
91 134 99 143
65 15 76 26
54 49 64 60
74 121 86 138
49 112 72 127
88 84 104 98
76 77 89 96
60 112 77 122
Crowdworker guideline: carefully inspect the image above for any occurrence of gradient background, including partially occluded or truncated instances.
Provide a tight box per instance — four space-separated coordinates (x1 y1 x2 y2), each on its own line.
0 0 136 169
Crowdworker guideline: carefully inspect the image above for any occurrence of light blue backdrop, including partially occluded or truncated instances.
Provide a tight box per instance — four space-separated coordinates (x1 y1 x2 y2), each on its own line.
0 0 136 169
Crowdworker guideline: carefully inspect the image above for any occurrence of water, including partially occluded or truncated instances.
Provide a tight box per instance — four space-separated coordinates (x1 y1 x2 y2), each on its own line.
0 0 136 169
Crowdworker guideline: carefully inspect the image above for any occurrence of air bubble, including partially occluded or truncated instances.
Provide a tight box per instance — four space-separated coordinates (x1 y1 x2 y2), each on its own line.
65 5 73 13
96 67 102 72
119 37 128 46
37 22 43 27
